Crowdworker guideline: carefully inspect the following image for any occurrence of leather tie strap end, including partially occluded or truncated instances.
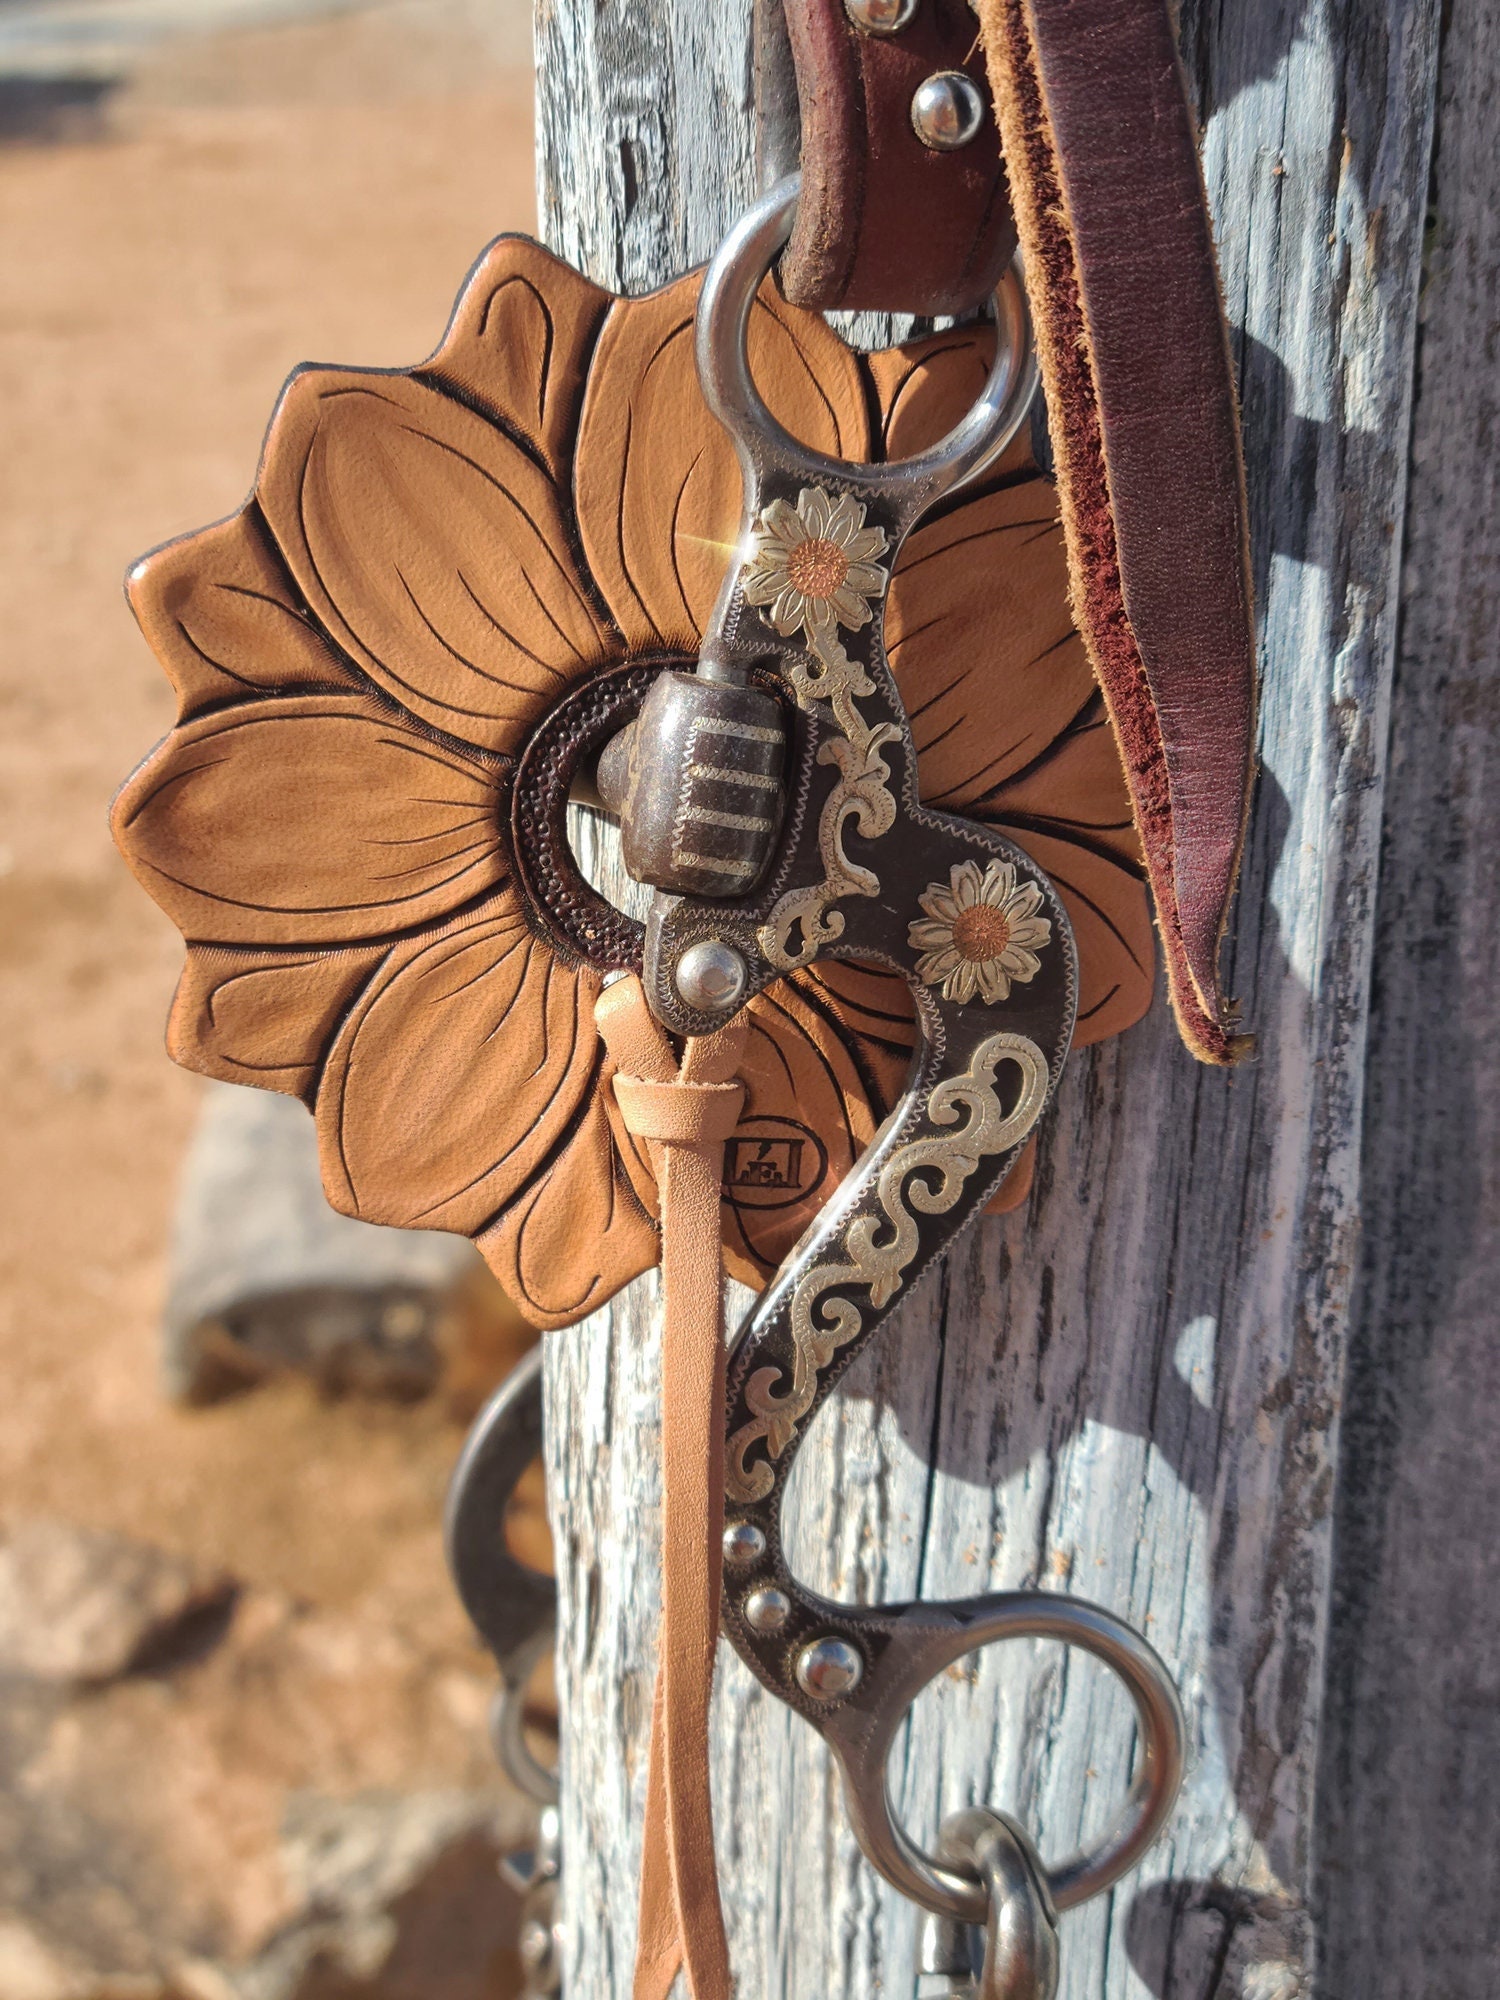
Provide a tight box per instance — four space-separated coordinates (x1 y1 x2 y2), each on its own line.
596 977 746 2000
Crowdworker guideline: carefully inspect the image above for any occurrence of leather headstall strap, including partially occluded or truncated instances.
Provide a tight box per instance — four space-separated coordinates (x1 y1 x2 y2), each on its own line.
777 0 1017 314
779 0 1257 1057
971 0 1257 1061
595 977 747 2000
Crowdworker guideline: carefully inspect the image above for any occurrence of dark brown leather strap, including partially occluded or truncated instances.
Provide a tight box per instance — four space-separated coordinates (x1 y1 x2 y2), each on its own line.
778 0 1017 314
975 0 1256 1062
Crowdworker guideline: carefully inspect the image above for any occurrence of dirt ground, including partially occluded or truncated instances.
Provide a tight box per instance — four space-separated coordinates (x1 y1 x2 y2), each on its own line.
0 0 541 1706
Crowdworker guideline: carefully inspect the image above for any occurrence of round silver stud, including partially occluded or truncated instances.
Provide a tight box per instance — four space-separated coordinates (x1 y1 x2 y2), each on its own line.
675 938 748 1012
910 70 986 151
743 1586 792 1634
844 0 920 33
723 1520 767 1568
795 1635 864 1701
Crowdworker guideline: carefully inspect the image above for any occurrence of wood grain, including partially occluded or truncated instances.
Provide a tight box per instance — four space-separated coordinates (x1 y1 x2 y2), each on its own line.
539 3 1444 1996
1316 3 1500 1990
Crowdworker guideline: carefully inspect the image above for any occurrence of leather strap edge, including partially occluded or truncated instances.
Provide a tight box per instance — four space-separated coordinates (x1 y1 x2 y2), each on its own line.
976 0 1256 1064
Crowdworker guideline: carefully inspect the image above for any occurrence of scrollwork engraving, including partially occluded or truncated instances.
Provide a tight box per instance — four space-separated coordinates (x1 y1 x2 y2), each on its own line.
738 485 900 972
726 1031 1051 1503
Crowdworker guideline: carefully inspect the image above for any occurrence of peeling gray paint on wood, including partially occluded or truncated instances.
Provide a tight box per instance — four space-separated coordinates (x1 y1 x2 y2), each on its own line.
537 3 1446 1994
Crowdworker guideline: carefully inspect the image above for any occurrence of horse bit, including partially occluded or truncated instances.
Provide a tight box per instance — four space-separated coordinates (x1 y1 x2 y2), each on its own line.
446 177 1186 1998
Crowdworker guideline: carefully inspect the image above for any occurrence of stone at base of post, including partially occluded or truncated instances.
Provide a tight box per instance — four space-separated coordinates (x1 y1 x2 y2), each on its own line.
164 1081 524 1411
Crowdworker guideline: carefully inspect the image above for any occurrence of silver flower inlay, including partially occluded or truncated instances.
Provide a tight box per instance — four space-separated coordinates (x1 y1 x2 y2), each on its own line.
910 858 1052 1005
741 486 888 644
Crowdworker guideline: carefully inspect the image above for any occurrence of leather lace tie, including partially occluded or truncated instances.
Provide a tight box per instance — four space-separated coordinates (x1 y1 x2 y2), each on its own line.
596 976 747 2000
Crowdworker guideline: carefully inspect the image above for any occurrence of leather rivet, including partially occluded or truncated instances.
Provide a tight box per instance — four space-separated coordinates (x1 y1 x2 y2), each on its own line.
795 1636 864 1700
744 1586 792 1634
910 70 986 150
843 0 920 33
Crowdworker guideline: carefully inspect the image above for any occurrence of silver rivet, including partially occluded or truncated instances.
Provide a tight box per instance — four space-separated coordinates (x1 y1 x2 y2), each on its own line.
844 0 919 33
675 939 748 1012
723 1520 766 1568
911 70 986 150
795 1635 864 1701
744 1586 792 1634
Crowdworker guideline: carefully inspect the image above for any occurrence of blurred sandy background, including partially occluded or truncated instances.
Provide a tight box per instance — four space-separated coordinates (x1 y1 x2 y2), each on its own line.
0 3 549 1991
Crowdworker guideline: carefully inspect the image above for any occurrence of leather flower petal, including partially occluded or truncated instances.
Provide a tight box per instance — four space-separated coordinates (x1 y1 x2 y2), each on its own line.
996 825 1153 1047
716 977 881 1292
112 692 506 947
574 273 872 653
420 235 611 483
128 506 357 721
478 1094 659 1330
887 481 1092 812
971 694 1153 1043
168 941 384 1099
315 892 604 1239
867 323 1030 478
980 688 1141 863
257 368 617 753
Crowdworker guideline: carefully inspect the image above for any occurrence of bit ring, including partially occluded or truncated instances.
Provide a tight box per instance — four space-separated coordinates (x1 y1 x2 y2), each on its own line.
696 173 1037 503
444 1347 559 1805
820 1591 1186 1922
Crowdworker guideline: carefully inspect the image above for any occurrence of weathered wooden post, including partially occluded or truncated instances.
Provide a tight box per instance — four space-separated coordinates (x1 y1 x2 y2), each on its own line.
538 3 1449 1996
1316 4 1500 1991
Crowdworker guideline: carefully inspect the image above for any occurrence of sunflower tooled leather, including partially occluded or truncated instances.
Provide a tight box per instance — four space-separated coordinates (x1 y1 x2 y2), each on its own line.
112 240 1157 1330
779 0 1017 314
975 0 1257 1062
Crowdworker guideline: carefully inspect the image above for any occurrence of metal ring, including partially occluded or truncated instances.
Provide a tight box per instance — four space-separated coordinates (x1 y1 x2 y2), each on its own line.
696 173 1037 502
488 1643 560 1808
936 1809 1060 2000
444 1346 559 1805
824 1592 1186 1922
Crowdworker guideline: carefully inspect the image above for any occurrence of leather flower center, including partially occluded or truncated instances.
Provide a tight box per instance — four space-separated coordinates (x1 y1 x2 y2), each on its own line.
784 537 850 601
950 905 1013 962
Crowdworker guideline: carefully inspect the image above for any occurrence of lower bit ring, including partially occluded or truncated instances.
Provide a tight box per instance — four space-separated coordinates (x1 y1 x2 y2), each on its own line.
819 1590 1186 1922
